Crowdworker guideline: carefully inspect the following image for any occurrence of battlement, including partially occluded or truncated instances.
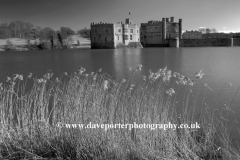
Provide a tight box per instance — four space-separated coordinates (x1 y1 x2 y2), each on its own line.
141 22 162 26
147 20 162 24
141 17 181 25
91 22 114 26
185 30 201 33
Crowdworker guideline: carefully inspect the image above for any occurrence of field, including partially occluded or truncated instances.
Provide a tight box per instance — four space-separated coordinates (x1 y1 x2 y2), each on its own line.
0 66 239 160
0 38 29 46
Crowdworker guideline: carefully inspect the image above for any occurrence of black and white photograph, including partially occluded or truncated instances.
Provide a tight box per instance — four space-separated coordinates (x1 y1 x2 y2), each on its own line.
0 0 240 159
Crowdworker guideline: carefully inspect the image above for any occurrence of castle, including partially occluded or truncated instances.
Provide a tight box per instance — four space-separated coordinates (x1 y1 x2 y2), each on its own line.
140 17 182 47
90 17 182 49
90 17 239 48
182 30 202 39
90 18 142 49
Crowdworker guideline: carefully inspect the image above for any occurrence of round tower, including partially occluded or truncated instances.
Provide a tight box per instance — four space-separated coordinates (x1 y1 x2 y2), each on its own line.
162 18 166 42
179 19 182 39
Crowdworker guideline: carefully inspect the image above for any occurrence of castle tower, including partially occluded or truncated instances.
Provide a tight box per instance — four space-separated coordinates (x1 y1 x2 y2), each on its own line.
125 18 133 24
179 19 182 39
162 18 166 42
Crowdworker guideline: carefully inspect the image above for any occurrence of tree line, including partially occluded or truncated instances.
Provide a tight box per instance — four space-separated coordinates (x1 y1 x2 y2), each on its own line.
198 28 217 34
0 20 81 50
77 27 90 39
0 20 76 40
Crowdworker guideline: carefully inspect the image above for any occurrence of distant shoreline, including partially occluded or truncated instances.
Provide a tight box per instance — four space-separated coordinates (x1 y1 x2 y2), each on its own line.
0 35 90 51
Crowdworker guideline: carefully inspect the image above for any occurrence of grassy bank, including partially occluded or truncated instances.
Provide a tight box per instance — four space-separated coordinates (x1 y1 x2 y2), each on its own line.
0 66 239 160
0 35 90 51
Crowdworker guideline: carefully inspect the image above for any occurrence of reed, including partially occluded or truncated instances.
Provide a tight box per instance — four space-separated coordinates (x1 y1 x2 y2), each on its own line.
0 66 239 160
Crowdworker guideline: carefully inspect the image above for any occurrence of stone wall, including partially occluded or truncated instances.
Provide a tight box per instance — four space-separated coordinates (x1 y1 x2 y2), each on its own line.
91 42 115 49
90 23 114 49
233 38 240 46
127 42 143 48
144 43 169 47
179 38 235 47
169 38 179 47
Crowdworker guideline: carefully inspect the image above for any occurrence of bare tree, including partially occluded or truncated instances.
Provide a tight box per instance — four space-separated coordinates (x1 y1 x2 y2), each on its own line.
211 28 217 33
198 28 206 33
206 28 211 34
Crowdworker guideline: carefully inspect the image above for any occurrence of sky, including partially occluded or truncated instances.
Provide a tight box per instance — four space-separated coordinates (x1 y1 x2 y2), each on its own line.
0 0 240 33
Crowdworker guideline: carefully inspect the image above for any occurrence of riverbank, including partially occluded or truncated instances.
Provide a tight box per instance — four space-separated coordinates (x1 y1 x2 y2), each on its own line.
0 66 239 159
0 35 90 51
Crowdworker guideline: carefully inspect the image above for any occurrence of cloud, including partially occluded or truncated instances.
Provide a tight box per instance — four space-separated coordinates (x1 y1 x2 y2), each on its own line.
222 27 226 28
218 30 239 33
199 27 206 28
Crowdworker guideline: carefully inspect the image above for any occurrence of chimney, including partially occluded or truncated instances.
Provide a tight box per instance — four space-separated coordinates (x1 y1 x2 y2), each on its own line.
170 17 174 22
166 18 169 22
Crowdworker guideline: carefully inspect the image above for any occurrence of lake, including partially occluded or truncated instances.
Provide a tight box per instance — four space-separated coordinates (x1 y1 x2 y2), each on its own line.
1 47 240 147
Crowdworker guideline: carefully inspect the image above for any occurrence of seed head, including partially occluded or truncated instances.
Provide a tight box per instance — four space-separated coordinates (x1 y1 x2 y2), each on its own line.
55 77 59 83
173 72 180 78
227 82 232 87
188 80 195 86
103 80 109 90
142 76 146 81
166 88 175 96
5 77 11 82
195 70 204 79
18 74 23 81
12 74 19 81
162 66 167 72
137 64 143 71
0 83 3 91
121 79 126 83
166 70 172 75
28 72 33 79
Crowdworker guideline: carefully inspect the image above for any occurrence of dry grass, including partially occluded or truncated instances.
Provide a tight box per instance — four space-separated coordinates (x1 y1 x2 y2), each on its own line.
0 66 239 160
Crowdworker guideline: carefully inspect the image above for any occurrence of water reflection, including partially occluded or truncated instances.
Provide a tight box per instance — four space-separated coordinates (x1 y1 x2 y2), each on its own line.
113 48 142 80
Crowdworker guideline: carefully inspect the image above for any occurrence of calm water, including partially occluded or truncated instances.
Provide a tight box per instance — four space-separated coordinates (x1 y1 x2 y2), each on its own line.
1 47 240 146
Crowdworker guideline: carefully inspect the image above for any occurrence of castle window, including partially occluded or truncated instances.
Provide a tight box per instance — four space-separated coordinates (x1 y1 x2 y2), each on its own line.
137 30 138 33
124 29 128 33
118 29 121 33
106 29 108 33
130 29 133 33
105 37 107 42
118 36 119 40
99 35 101 38
130 35 132 40
94 37 96 41
124 35 128 40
